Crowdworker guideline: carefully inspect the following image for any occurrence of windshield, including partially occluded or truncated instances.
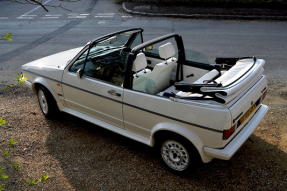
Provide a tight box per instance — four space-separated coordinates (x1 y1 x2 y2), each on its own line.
99 33 133 47
79 33 135 59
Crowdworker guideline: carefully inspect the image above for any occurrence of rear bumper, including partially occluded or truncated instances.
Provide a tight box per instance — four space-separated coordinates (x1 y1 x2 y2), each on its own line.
203 104 269 160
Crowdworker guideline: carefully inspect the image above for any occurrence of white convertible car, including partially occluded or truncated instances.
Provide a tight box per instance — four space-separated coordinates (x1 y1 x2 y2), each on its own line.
22 28 269 174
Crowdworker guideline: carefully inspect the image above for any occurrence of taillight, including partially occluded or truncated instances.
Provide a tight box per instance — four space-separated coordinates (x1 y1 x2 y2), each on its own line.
261 89 267 102
223 124 236 140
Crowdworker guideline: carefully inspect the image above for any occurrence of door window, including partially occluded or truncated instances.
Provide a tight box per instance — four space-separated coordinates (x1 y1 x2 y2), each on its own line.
83 32 140 86
83 46 127 86
184 49 211 65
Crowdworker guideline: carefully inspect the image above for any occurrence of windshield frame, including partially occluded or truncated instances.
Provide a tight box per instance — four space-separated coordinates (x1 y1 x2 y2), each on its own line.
66 28 143 73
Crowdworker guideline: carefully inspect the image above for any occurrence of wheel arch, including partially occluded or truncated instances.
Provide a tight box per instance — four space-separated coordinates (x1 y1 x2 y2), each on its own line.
31 77 59 103
151 122 213 163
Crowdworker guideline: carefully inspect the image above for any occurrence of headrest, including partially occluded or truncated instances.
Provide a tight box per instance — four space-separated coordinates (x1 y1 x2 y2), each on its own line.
159 42 176 59
133 53 147 72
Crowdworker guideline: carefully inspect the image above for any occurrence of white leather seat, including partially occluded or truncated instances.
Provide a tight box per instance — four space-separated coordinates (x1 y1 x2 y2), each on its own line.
145 42 178 94
132 53 151 92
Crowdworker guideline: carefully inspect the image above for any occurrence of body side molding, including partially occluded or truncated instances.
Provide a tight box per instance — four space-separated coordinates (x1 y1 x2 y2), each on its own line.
24 70 223 134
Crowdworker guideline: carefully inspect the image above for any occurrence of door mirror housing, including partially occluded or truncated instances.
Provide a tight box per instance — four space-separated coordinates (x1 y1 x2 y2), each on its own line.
77 69 84 79
144 45 153 51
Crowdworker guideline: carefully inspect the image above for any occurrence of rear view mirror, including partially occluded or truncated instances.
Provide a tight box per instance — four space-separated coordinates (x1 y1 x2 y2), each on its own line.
109 36 117 44
99 36 117 45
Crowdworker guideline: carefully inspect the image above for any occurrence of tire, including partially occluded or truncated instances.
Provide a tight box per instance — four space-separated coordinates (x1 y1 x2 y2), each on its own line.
37 86 59 118
157 133 201 175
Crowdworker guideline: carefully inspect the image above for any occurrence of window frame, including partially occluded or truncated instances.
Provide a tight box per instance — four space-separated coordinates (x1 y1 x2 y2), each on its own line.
65 28 144 87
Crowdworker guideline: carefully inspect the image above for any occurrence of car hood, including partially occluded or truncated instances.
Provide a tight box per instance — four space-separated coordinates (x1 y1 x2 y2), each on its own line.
22 47 83 81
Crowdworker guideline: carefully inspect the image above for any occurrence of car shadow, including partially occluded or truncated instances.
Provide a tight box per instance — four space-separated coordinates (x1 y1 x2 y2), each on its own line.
45 112 287 190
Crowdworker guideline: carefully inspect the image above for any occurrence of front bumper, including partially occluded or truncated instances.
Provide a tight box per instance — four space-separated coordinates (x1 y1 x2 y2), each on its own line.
24 80 32 89
203 104 269 160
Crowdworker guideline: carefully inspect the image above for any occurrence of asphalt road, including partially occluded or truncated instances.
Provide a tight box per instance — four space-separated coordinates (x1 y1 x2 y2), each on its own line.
0 0 287 88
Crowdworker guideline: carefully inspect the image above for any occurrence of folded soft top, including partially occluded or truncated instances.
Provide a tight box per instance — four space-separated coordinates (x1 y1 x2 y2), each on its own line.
174 57 265 104
215 58 256 87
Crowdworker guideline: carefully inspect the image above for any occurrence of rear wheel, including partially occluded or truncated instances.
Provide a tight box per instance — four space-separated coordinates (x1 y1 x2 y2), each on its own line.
37 86 58 118
157 133 201 174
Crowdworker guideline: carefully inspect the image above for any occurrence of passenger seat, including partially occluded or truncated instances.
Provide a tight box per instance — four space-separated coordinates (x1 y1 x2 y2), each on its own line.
132 53 152 92
145 42 178 94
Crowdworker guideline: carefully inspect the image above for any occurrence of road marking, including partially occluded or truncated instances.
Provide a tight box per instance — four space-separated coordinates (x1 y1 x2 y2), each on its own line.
122 15 132 18
21 0 51 16
95 13 114 18
68 16 87 19
98 21 105 24
17 17 34 19
0 17 8 19
42 17 59 19
95 16 113 18
43 14 61 19
97 13 115 15
21 15 37 17
45 14 62 17
67 13 88 19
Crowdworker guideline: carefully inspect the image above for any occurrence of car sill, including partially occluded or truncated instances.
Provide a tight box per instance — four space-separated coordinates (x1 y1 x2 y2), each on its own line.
61 107 153 146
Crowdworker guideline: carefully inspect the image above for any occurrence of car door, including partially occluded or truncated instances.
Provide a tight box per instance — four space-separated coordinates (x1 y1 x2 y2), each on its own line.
61 29 143 129
122 35 182 137
61 47 125 128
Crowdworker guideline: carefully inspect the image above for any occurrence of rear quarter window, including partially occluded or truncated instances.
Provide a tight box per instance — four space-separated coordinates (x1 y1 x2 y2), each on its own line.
185 49 211 65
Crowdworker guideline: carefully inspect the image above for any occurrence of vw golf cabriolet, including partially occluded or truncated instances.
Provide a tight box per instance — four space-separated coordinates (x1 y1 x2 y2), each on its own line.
22 28 269 174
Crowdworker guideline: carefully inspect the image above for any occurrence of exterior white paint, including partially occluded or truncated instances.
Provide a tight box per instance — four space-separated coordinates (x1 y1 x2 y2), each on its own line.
22 33 269 165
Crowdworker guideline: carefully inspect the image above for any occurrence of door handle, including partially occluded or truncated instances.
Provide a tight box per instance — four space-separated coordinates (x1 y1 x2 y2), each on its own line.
108 90 121 97
186 73 194 78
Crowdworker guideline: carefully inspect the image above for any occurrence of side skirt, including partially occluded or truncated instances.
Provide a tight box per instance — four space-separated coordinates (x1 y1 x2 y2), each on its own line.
60 107 153 146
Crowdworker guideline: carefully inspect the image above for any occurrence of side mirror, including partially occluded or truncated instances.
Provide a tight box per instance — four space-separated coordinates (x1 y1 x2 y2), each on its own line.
144 45 153 51
76 69 83 79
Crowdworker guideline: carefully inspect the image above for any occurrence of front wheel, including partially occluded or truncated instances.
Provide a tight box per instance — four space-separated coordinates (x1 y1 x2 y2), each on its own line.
158 133 201 174
37 86 58 118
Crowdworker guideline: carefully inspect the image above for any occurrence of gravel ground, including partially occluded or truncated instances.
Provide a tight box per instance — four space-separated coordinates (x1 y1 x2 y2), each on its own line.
0 84 287 190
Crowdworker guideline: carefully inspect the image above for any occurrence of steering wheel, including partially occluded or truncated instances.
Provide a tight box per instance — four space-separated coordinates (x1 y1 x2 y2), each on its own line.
119 47 131 56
